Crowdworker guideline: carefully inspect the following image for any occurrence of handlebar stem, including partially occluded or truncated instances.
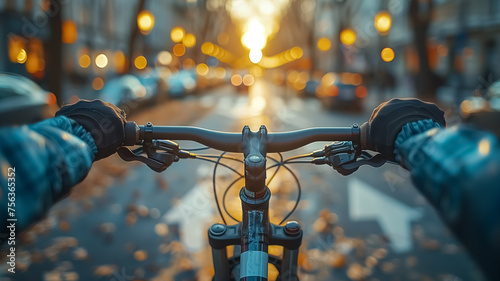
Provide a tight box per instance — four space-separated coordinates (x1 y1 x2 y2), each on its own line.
242 125 268 198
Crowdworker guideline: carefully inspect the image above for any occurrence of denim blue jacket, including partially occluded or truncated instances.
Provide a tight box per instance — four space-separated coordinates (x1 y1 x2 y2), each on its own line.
0 116 97 236
395 120 500 281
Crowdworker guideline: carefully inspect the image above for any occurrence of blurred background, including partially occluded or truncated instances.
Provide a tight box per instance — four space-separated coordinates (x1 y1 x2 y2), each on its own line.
1 0 500 280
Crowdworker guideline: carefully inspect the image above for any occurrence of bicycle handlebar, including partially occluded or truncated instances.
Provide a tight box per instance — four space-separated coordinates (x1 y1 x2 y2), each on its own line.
123 121 363 152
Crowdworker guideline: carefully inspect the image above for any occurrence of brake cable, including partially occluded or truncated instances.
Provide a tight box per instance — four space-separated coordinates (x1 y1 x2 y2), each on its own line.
117 138 388 225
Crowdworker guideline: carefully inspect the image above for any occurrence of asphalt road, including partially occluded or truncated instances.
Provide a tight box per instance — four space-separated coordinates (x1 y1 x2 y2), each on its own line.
1 80 486 281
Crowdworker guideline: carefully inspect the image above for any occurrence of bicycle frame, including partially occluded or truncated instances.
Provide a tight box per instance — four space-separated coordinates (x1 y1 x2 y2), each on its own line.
209 125 302 281
120 121 362 281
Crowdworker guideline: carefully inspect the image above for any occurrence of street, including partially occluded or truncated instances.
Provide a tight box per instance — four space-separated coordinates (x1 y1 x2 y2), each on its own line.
3 80 485 281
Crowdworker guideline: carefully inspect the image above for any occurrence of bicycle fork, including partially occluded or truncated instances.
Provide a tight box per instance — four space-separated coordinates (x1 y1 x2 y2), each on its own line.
209 125 302 281
208 199 303 281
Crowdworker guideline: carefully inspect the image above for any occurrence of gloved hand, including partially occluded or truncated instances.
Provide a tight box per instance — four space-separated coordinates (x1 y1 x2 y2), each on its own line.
56 99 127 160
360 98 445 161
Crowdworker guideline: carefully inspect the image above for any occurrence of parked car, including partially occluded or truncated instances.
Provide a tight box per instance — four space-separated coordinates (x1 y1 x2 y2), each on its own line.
0 73 58 126
98 75 147 113
301 80 320 97
168 69 197 98
316 72 367 111
136 69 170 103
136 71 159 99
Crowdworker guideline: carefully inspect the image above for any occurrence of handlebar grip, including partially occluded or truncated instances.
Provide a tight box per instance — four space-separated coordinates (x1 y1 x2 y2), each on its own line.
360 122 375 151
123 121 139 145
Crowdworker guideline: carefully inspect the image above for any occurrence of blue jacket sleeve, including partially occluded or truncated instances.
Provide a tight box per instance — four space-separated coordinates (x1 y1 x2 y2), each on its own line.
0 116 97 236
395 121 500 281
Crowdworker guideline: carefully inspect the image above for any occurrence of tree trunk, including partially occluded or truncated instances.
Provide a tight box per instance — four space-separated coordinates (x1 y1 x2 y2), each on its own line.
46 0 63 106
409 0 436 101
127 0 146 73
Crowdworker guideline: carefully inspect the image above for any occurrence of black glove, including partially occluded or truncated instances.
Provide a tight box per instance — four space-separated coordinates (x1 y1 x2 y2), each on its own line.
56 99 127 160
360 98 445 161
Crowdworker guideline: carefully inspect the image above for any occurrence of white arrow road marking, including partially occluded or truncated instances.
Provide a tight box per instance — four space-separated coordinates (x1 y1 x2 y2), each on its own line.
348 178 422 253
200 94 216 108
162 165 217 252
162 164 239 252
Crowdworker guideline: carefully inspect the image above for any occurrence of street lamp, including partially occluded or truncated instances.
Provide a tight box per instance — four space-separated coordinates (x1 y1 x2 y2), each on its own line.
16 49 27 64
241 20 267 50
79 54 91 68
95 54 108 68
375 11 392 34
171 27 185 43
249 49 263 64
134 56 147 69
381 47 395 62
62 20 78 44
340 29 356 46
137 10 155 34
317 37 331 51
182 34 196 48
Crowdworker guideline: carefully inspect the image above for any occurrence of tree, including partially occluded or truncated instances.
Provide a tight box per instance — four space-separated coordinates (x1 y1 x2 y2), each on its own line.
45 0 63 106
409 0 437 101
127 0 146 73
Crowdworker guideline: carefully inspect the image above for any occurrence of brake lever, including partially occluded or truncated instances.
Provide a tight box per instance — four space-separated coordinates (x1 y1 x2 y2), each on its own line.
312 141 388 176
117 140 182 173
118 147 174 172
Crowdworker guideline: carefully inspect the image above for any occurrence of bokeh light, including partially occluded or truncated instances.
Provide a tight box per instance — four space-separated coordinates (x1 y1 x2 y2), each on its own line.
173 44 186 56
95 54 108 68
114 51 126 73
16 49 27 64
317 37 331 51
214 67 226 79
231 74 243 86
340 29 356 46
134 55 147 69
196 63 209 76
241 20 267 50
26 52 43 74
479 139 491 156
352 73 363 86
249 49 263 64
201 42 214 54
355 86 368 98
137 10 155 34
79 54 91 68
171 27 185 43
62 20 78 44
92 77 104 90
183 58 195 69
8 36 25 63
134 250 148 261
182 33 196 48
340 73 353 84
290 47 303 59
158 51 172 65
381 47 395 62
155 223 169 236
243 74 255 86
374 11 392 34
217 33 229 45
322 72 337 86
250 66 263 77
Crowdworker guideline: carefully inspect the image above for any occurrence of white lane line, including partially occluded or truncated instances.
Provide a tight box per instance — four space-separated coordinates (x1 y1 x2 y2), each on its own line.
162 164 240 252
348 177 422 253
